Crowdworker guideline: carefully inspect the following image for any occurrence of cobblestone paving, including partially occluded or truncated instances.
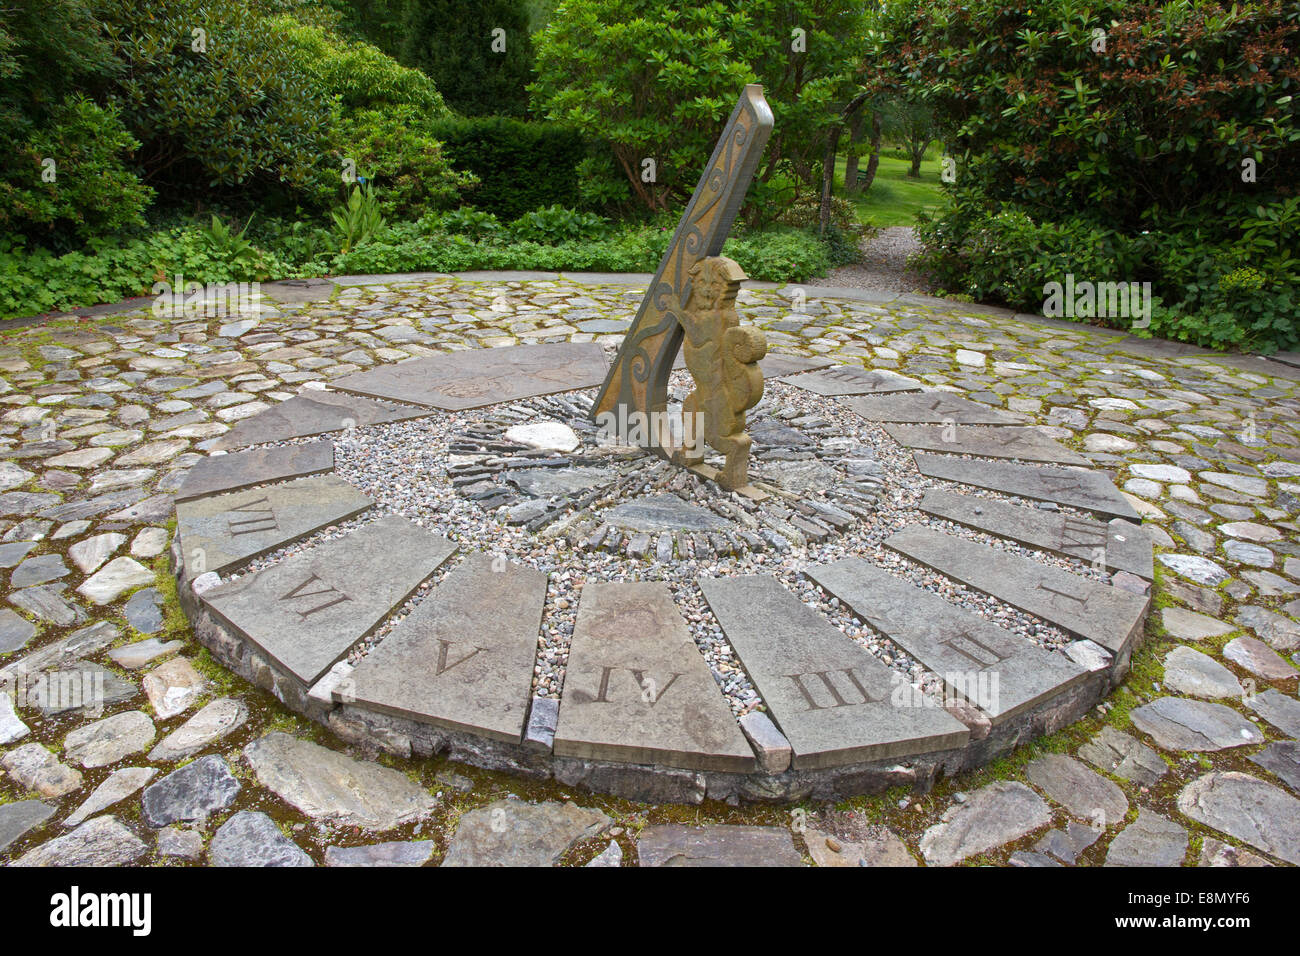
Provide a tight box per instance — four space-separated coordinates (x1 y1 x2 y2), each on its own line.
1 272 1297 866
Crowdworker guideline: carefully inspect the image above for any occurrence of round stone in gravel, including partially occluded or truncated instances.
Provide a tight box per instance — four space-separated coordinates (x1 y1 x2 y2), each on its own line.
140 754 241 827
1161 646 1244 700
209 811 313 867
503 421 579 453
62 710 156 768
1103 809 1188 867
1177 772 1300 866
1129 697 1264 752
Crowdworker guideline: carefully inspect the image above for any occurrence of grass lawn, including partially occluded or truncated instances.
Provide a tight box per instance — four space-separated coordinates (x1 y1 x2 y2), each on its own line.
834 147 948 229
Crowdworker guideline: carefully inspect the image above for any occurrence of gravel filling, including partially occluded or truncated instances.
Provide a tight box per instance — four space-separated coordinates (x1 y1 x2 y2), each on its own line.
219 376 1104 720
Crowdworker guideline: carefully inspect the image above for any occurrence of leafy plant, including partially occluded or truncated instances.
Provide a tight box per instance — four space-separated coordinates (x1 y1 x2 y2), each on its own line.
200 214 268 280
508 205 608 244
434 207 502 240
331 184 388 253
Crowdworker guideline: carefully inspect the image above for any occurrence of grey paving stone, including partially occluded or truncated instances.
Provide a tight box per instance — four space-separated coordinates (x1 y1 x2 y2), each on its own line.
176 440 334 501
758 353 835 379
202 514 455 684
885 525 1149 655
62 710 155 768
214 390 431 450
919 781 1052 866
1199 837 1273 868
8 585 85 628
1077 726 1168 786
1247 688 1300 737
0 541 36 568
0 800 54 853
10 554 70 589
782 365 921 396
604 494 731 533
1236 605 1300 651
1024 753 1128 825
1129 697 1264 752
918 489 1152 578
1249 741 1300 793
334 342 608 410
325 840 435 867
149 698 248 762
64 767 158 828
1224 636 1299 680
441 799 609 867
1032 821 1101 865
699 574 968 770
0 608 37 654
1104 809 1188 867
886 424 1089 465
347 554 545 743
156 826 203 860
123 587 163 634
803 826 916 867
210 811 314 867
912 453 1139 521
809 557 1087 723
1177 772 1300 865
1161 606 1235 641
0 692 30 744
176 474 372 577
108 637 182 670
140 754 241 827
1 620 117 678
508 465 613 498
637 824 802 867
840 391 1022 425
1162 646 1244 700
1 743 83 798
25 662 138 716
243 732 436 829
12 816 146 867
555 581 754 772
585 841 624 867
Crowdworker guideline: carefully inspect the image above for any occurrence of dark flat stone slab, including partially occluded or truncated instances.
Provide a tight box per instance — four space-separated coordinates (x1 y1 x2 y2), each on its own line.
347 554 546 743
554 581 754 772
841 392 1023 425
0 799 54 853
885 424 1089 465
919 488 1153 578
177 441 334 502
1249 741 1300 792
214 391 432 450
885 525 1149 656
334 342 608 410
758 353 835 379
176 474 371 576
699 574 968 770
604 494 731 533
808 557 1087 723
637 824 802 867
913 453 1139 521
202 515 456 684
782 365 922 397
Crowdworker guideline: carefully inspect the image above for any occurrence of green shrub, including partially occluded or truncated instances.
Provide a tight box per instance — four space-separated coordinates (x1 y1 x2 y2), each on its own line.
427 117 591 220
336 107 475 218
507 205 609 244
0 95 153 245
330 185 387 253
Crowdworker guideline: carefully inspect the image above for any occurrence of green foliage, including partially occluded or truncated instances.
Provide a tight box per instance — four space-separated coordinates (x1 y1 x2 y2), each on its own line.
98 0 337 203
272 16 450 113
331 184 387 253
336 107 476 218
874 0 1300 352
200 214 269 281
0 95 153 245
428 117 591 220
396 0 534 116
432 207 503 240
531 0 872 212
507 205 608 244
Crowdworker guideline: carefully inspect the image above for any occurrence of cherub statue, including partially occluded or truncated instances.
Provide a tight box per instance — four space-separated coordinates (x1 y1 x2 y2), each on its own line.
675 256 767 490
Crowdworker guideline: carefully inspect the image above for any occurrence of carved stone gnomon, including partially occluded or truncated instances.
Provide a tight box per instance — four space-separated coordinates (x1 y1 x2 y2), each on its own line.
591 85 774 491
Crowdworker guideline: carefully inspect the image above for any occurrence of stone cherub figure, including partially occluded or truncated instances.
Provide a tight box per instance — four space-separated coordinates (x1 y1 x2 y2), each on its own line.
674 256 767 490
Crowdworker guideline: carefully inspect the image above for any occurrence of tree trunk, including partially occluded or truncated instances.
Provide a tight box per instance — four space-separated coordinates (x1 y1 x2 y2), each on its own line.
819 91 871 236
843 109 866 195
859 111 883 191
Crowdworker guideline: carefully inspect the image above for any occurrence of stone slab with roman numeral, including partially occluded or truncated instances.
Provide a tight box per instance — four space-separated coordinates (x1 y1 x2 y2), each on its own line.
214 390 433 451
807 557 1088 724
885 424 1089 465
841 392 1023 425
783 365 922 397
918 488 1153 579
554 581 754 773
177 441 334 502
201 515 456 685
698 575 968 770
344 553 546 743
176 474 372 576
913 453 1139 521
885 525 1150 656
334 342 608 411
